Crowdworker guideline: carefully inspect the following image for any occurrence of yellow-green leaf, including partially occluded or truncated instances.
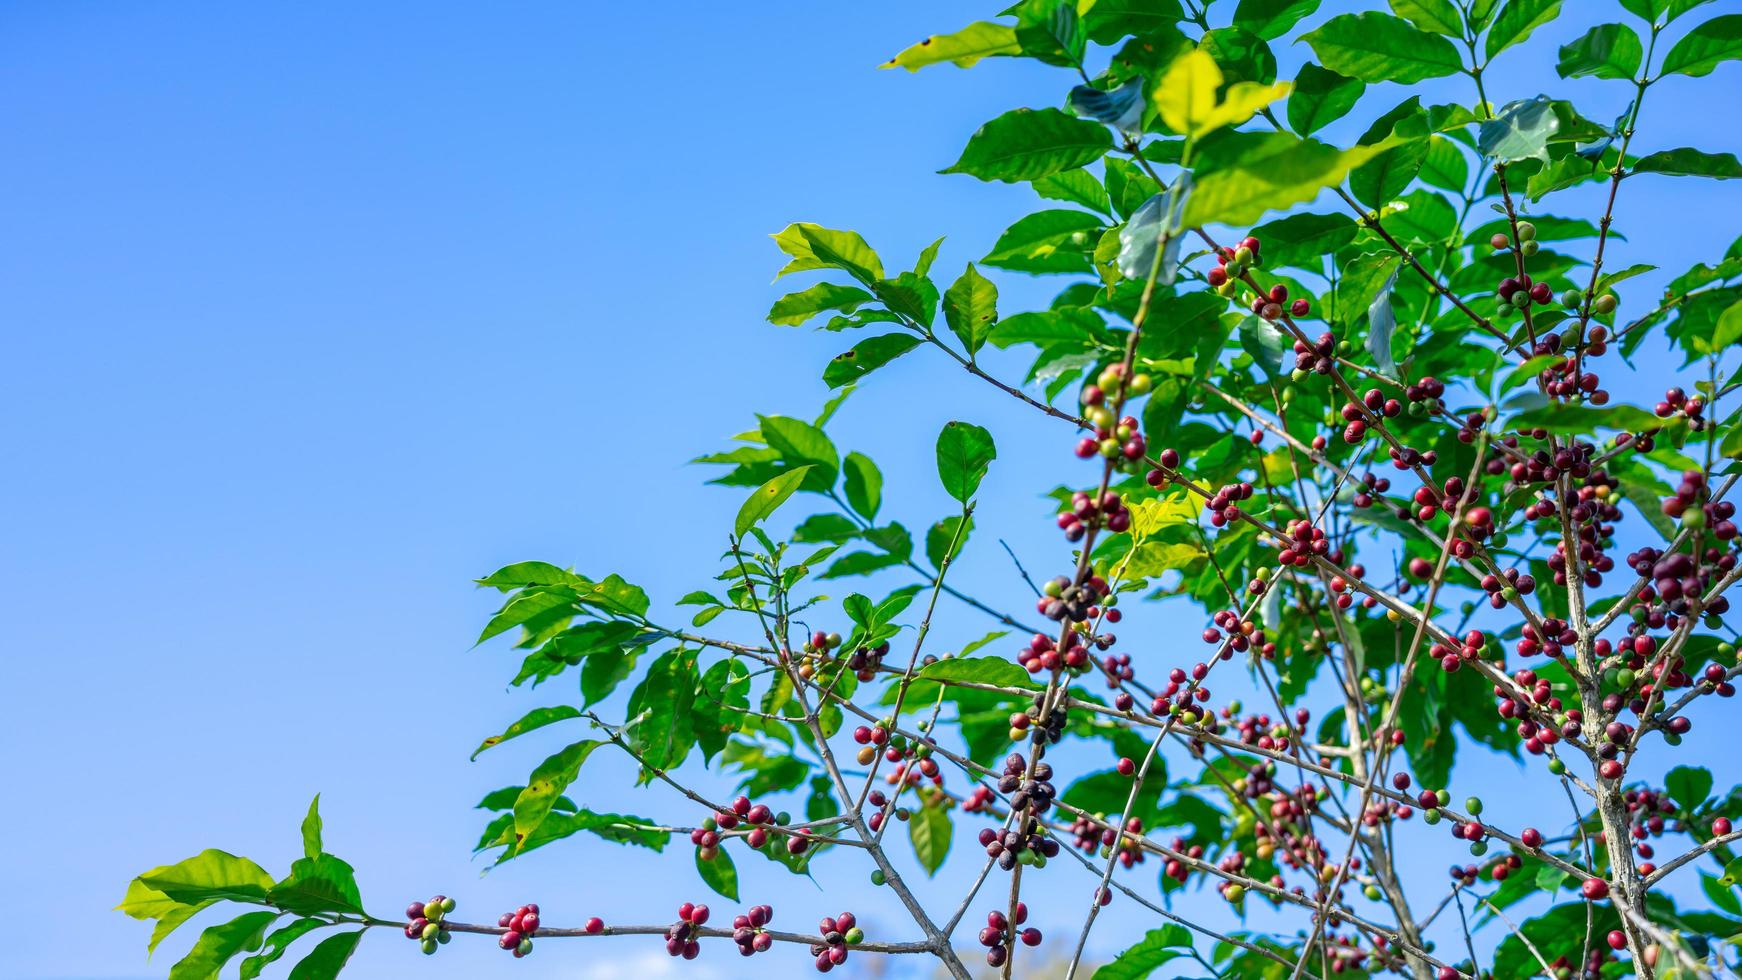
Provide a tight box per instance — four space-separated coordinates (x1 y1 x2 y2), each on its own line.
882 21 1021 71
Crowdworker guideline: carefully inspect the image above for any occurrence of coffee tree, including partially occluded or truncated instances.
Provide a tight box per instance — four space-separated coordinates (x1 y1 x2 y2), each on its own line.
121 1 1742 977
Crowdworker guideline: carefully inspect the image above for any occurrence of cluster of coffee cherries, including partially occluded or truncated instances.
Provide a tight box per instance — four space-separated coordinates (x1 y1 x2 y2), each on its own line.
1632 543 1735 615
1223 705 1303 753
402 895 455 956
1338 387 1403 444
1056 489 1133 542
1037 571 1114 625
1207 235 1262 288
1013 629 1094 677
1244 282 1311 322
1478 565 1537 609
1076 811 1149 868
1663 471 1740 541
843 641 889 681
1491 220 1542 257
1529 330 1612 403
1274 518 1331 568
1624 787 1680 869
808 911 863 973
1497 271 1554 311
496 902 539 958
1079 363 1153 418
1625 546 1736 629
976 905 1038 968
997 751 1059 820
1073 364 1153 472
1011 692 1071 746
795 630 842 681
1203 479 1256 528
1654 386 1709 430
1351 471 1392 509
729 904 776 958
693 794 779 857
1429 628 1490 674
851 719 892 765
1291 331 1339 377
1199 609 1260 657
1160 835 1206 884
664 902 709 960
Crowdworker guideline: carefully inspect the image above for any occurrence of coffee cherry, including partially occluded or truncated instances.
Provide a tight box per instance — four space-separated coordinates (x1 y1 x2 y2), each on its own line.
1714 817 1733 836
1117 757 1136 776
1582 878 1610 900
585 917 604 934
1608 929 1627 950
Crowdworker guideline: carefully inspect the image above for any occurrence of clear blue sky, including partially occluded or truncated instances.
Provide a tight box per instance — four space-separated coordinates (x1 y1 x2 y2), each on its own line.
3 2 1737 978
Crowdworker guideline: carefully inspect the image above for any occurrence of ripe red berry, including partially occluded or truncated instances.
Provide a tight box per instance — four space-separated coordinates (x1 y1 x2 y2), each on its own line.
1521 827 1542 848
1608 930 1627 950
1715 817 1733 836
585 917 604 934
1117 757 1136 776
1582 878 1610 900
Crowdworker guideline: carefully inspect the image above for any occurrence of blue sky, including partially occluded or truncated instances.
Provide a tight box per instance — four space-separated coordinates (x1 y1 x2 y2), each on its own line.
3 2 1739 978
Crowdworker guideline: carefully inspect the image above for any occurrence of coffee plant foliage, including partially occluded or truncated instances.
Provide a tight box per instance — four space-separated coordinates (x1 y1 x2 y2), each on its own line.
122 1 1742 978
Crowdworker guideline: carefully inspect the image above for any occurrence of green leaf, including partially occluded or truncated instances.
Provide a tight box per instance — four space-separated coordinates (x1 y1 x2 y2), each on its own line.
1485 0 1561 60
1618 0 1714 22
695 846 740 900
471 705 583 760
1238 315 1290 377
772 224 884 286
983 209 1103 274
1350 139 1427 207
917 655 1033 688
299 796 322 862
240 919 326 980
1390 0 1462 34
926 514 972 569
1714 299 1742 351
1632 147 1742 179
735 466 814 537
513 739 603 845
1666 765 1715 812
823 333 923 389
909 805 952 875
1032 169 1111 213
285 930 364 980
1661 14 1742 77
943 263 999 355
168 912 276 980
267 854 364 916
1082 0 1187 44
1233 0 1321 41
150 902 218 956
138 851 276 906
476 587 576 644
1182 133 1390 227
768 283 874 327
695 658 750 762
1509 402 1663 434
1253 211 1358 269
881 21 1020 71
1478 96 1560 164
1092 925 1193 979
842 451 883 520
1420 135 1470 190
760 415 839 486
1287 63 1365 135
935 421 997 503
624 649 700 773
1557 23 1644 79
941 108 1112 183
1302 12 1463 83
